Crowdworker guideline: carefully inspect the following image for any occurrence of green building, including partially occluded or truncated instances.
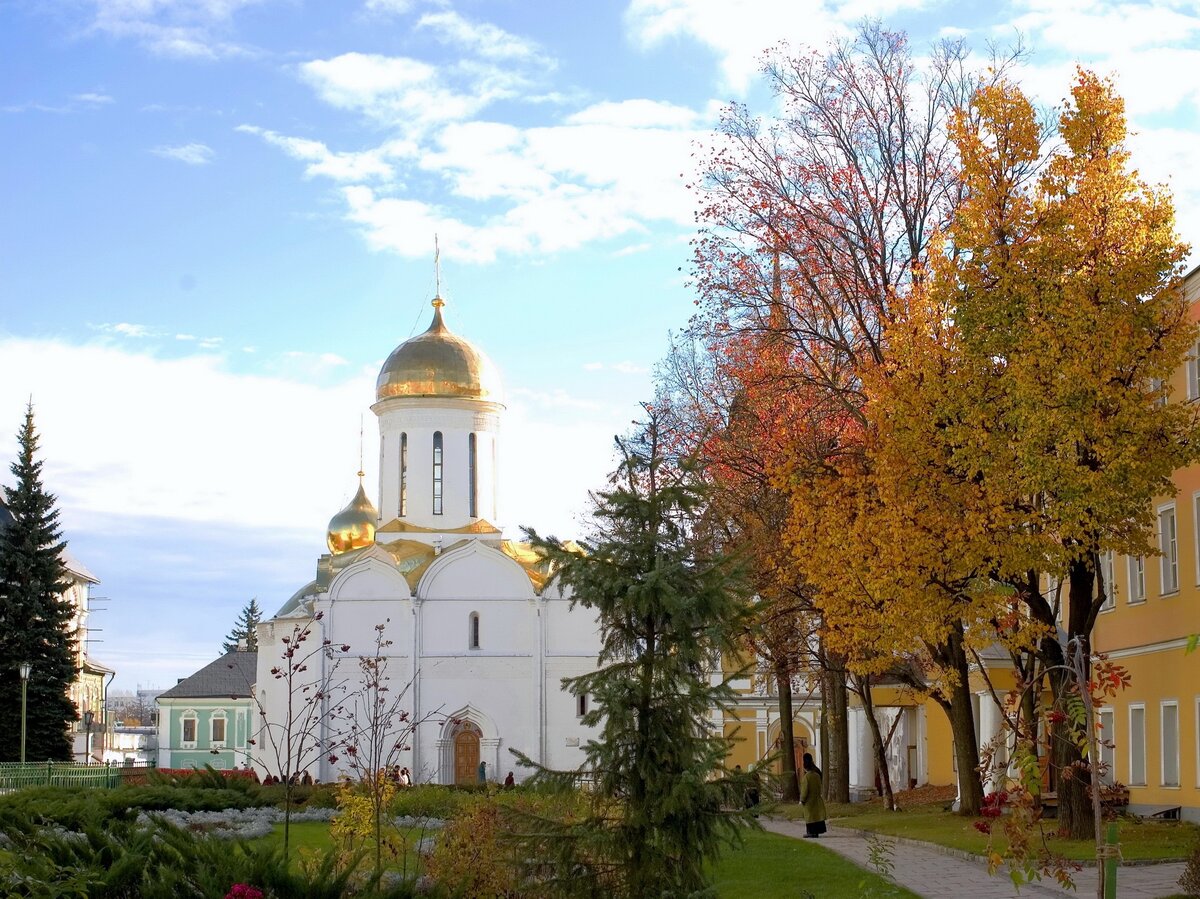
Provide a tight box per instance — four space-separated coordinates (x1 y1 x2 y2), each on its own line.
156 649 256 770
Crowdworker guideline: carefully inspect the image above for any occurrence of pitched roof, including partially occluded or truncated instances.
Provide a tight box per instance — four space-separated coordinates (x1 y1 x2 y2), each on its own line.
157 650 257 700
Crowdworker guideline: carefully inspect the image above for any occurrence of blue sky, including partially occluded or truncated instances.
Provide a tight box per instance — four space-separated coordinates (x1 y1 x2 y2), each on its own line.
3 0 1199 692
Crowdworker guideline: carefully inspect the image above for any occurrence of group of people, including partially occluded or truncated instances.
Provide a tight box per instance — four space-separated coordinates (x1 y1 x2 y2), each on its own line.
388 766 412 786
259 771 315 786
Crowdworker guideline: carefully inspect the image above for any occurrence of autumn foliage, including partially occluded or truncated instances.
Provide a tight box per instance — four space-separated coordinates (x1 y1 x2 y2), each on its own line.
684 23 1196 847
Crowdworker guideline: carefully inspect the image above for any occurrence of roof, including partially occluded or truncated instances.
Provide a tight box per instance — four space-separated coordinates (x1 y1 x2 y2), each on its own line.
61 547 99 584
157 649 257 701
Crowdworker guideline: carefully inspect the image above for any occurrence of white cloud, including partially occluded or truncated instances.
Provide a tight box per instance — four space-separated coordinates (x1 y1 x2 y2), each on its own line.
416 10 549 64
565 99 700 129
0 338 372 530
624 0 946 93
85 0 264 58
613 242 653 257
316 97 708 262
581 360 649 375
299 53 493 132
236 124 410 181
623 0 845 92
363 0 415 12
74 92 115 105
151 142 215 165
97 322 154 337
1011 0 1200 56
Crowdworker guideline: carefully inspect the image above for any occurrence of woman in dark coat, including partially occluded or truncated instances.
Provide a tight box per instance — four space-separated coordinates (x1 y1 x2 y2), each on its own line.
799 752 827 838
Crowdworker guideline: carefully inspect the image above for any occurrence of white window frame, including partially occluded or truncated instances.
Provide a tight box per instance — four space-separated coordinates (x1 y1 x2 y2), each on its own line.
1188 342 1200 400
1195 696 1200 790
576 693 588 718
1098 550 1115 611
181 710 198 748
1161 701 1180 788
1097 708 1115 787
1159 504 1179 594
468 612 480 650
1127 555 1146 604
1129 703 1146 786
210 711 227 748
1193 492 1200 586
1150 377 1168 407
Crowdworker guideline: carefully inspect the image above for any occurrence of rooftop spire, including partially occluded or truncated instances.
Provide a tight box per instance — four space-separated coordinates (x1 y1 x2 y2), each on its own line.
434 233 442 299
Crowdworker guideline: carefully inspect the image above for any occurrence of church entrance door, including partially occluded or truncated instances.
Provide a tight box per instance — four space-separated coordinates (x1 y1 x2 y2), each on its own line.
453 724 481 785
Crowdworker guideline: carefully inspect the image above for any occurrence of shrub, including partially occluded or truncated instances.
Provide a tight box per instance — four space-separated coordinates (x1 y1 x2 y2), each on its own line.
426 797 520 897
1180 836 1200 897
0 783 265 831
0 808 420 899
388 784 472 820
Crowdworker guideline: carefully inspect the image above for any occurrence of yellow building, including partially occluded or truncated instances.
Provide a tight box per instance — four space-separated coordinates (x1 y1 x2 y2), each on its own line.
1083 264 1200 820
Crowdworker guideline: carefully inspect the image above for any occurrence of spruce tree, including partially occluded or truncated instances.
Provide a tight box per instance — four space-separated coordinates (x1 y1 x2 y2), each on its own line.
516 409 751 898
222 597 262 653
0 404 77 761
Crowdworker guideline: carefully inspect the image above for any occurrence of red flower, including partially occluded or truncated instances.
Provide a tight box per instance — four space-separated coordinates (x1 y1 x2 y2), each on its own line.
225 886 264 899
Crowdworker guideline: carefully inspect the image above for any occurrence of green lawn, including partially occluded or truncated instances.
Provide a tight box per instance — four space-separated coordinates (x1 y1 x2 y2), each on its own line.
257 822 916 897
771 799 1199 861
711 829 918 899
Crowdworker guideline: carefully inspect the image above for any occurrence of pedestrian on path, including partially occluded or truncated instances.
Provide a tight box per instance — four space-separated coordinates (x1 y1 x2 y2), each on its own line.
800 752 827 838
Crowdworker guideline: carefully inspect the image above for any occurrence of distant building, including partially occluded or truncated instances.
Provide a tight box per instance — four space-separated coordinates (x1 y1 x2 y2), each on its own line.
156 650 256 770
104 725 157 767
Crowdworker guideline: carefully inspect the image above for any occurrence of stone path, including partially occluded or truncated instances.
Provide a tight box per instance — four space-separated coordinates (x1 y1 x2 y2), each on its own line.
761 817 1188 898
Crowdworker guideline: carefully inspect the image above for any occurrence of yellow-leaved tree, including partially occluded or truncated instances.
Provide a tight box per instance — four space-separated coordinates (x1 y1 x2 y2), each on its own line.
882 71 1197 841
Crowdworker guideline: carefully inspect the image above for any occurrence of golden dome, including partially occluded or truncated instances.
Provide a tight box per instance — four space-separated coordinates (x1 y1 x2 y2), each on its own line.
327 475 379 554
375 298 503 403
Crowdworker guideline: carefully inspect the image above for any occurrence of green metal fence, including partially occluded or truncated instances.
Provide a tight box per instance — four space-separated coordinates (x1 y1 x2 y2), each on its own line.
0 761 124 790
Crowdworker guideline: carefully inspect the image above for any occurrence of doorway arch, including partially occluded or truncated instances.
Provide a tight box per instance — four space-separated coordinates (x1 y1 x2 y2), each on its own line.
766 718 814 774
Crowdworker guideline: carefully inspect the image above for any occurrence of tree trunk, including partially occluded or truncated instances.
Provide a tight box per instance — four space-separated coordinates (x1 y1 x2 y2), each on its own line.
821 651 851 803
929 624 984 815
856 674 897 811
775 664 800 802
1035 558 1097 842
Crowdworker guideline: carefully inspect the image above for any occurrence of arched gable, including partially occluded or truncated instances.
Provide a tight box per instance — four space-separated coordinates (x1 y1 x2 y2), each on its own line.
438 703 500 743
328 545 413 602
417 540 537 600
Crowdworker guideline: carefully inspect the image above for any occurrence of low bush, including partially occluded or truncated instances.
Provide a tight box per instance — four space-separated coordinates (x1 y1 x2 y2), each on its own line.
0 810 420 898
1181 836 1200 896
0 783 264 831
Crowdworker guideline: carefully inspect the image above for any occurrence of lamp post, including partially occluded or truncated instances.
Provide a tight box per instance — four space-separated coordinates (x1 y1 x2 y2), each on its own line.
18 662 30 764
82 710 94 765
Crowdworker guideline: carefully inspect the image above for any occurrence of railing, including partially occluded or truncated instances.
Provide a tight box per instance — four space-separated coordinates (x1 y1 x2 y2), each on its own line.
0 761 125 790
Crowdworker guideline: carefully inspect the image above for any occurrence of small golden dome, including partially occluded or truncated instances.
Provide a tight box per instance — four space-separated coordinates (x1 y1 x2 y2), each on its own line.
327 475 378 554
375 298 504 403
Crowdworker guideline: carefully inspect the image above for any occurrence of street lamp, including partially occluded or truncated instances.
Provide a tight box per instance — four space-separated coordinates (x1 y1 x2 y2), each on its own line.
18 662 30 764
82 710 94 765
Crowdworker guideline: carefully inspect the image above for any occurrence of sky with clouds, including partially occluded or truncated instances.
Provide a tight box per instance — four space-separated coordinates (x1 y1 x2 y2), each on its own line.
3 0 1199 692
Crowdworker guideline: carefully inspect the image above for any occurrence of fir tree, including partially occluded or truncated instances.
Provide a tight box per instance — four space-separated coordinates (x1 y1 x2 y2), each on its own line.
515 409 751 898
0 404 77 761
222 597 262 653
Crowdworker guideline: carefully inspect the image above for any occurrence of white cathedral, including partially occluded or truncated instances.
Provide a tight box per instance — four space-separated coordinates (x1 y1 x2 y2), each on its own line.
254 296 602 785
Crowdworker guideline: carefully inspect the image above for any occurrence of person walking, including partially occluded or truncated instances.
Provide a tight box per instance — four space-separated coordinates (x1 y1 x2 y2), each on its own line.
799 752 827 838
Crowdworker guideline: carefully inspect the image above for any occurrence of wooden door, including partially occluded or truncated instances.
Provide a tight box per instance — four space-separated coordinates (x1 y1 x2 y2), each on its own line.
454 727 480 785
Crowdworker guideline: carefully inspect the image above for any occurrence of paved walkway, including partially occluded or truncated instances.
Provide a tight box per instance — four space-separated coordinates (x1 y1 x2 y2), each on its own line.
761 817 1187 898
